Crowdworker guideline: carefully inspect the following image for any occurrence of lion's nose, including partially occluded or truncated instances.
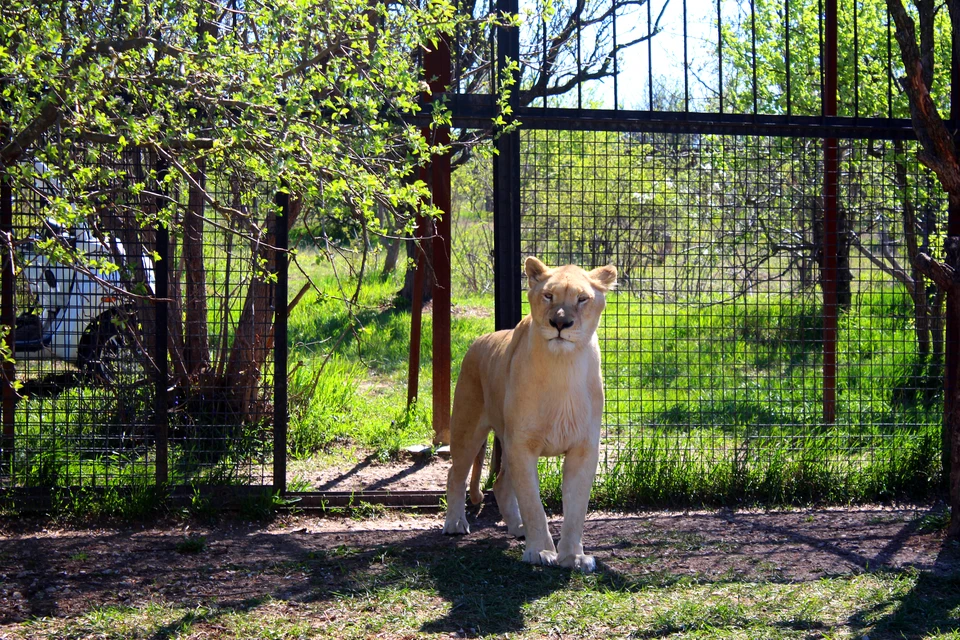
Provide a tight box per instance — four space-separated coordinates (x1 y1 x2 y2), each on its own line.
550 317 574 332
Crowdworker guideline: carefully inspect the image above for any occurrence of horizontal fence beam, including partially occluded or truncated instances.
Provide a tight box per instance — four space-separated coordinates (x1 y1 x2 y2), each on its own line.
445 94 919 140
286 490 495 511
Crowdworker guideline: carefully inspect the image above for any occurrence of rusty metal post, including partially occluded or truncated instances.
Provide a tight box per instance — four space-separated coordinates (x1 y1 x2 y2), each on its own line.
822 0 839 426
407 201 427 408
425 37 452 445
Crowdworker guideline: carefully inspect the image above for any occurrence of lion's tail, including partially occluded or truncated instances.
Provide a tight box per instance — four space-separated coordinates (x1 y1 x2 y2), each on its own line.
469 441 486 505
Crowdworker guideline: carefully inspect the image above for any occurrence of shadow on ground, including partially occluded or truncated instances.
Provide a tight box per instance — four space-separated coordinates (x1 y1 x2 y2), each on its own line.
0 504 958 637
858 543 960 639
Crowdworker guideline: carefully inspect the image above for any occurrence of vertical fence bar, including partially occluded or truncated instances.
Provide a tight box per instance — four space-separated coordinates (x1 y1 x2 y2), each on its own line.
425 37 452 445
577 7 583 110
494 0 522 332
612 0 618 110
785 0 792 116
717 0 724 113
887 3 893 118
274 190 289 494
492 0 522 474
647 0 654 110
542 10 548 109
154 158 170 488
683 0 689 112
407 208 426 408
853 0 860 117
751 0 758 115
1 166 14 469
822 0 839 426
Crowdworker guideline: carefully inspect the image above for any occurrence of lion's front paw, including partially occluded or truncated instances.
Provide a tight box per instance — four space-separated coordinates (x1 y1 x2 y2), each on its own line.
559 553 596 573
522 548 558 566
506 523 526 539
442 515 470 535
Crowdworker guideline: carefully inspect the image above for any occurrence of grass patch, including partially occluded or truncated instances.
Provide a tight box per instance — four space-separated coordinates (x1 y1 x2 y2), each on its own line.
5 541 959 639
175 534 207 554
5 242 946 508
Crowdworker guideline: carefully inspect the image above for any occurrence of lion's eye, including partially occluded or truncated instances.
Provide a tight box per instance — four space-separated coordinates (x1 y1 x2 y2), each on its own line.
543 293 553 301
578 296 589 304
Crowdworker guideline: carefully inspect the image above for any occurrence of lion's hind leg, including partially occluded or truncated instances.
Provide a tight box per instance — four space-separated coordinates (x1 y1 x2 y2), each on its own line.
442 425 488 535
443 379 489 535
469 440 486 505
493 457 525 538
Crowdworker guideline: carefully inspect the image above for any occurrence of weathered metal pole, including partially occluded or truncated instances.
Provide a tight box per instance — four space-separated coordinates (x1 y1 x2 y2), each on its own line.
425 38 453 445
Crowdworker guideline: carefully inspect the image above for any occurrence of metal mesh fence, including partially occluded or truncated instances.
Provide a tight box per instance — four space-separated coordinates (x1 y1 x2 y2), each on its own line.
520 129 943 499
0 146 281 495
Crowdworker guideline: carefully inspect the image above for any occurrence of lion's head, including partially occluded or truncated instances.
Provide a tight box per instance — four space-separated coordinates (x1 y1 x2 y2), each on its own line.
524 257 617 353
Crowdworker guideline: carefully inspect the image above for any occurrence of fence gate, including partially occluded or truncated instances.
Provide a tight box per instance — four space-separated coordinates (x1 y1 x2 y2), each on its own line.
477 0 947 504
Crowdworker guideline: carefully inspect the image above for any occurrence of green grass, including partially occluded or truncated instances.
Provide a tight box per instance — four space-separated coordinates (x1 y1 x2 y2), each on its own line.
174 534 207 554
6 541 960 639
284 251 494 461
283 260 941 505
5 239 946 508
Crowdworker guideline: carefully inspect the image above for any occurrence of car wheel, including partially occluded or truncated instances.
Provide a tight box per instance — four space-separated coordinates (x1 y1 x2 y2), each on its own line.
80 318 143 384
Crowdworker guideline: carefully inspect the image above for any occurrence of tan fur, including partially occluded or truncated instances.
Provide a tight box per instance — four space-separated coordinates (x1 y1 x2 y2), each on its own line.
469 442 485 505
442 257 617 572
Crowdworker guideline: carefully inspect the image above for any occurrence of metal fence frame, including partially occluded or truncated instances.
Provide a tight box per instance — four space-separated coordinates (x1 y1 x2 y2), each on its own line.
0 0 954 509
0 153 290 508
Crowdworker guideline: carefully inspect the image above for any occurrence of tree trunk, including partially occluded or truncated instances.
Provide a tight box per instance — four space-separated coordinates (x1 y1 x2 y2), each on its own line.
183 161 210 377
166 218 189 381
887 0 960 537
941 238 960 538
381 236 402 280
915 247 960 537
895 140 934 361
222 197 301 419
102 149 157 372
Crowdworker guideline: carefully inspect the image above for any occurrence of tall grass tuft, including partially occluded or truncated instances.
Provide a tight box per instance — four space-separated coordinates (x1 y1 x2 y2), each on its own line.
537 426 941 509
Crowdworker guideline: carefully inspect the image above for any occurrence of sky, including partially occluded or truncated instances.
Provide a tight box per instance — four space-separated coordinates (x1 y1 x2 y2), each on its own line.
517 0 737 111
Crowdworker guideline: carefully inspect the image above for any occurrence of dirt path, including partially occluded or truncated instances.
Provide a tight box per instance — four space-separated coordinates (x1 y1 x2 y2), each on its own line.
1 504 957 627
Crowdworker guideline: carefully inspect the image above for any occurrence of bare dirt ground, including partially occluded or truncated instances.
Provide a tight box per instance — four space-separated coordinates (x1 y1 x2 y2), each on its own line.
306 451 450 492
0 503 957 627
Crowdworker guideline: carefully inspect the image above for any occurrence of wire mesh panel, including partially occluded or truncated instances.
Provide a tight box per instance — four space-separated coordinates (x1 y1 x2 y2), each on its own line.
520 129 942 503
161 157 277 487
4 150 160 492
0 146 280 497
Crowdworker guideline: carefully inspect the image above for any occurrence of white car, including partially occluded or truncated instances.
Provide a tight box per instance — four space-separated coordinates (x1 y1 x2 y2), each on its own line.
15 163 154 382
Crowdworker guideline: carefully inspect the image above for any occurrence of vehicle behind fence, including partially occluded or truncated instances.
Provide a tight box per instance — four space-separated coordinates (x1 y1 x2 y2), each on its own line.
0 146 285 505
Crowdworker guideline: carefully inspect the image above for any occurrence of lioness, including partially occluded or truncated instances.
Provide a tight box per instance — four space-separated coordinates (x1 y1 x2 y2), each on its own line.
442 256 616 572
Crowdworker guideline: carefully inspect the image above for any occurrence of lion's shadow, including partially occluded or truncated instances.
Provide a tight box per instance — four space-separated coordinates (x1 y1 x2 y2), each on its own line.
416 507 635 636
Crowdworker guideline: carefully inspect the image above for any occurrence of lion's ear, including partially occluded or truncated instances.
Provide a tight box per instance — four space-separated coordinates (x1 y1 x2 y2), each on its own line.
589 264 618 292
524 256 550 285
